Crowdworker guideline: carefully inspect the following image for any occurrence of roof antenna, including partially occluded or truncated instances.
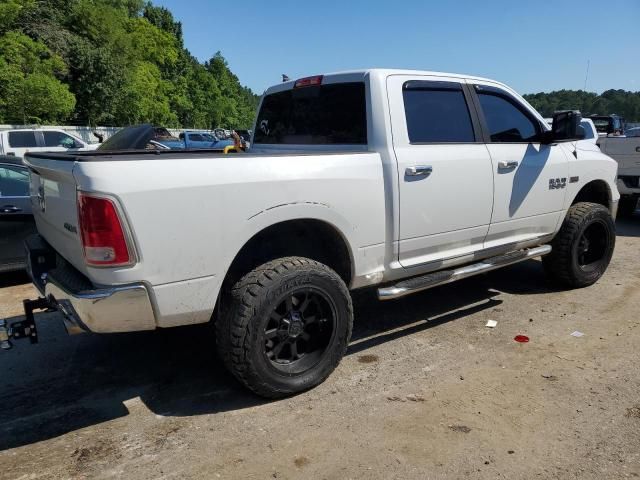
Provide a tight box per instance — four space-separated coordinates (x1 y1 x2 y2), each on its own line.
583 60 590 91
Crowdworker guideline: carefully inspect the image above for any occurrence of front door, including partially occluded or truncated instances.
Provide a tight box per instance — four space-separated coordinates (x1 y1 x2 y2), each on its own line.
387 75 494 268
470 83 569 249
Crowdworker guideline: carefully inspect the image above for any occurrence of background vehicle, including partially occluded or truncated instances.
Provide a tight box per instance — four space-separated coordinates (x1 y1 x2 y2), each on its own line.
0 128 99 158
588 115 640 217
0 156 35 272
173 131 235 150
625 127 640 137
598 133 640 216
20 70 618 398
589 114 625 136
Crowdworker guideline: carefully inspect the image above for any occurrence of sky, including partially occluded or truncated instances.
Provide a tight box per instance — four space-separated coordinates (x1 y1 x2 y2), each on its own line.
155 0 639 96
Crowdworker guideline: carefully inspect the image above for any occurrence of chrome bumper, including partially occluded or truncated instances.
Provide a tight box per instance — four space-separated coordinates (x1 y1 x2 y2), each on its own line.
44 278 156 333
25 235 156 334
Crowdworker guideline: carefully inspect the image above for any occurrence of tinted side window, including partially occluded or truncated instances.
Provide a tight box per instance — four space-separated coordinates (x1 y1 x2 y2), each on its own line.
254 82 367 145
478 93 539 142
8 131 37 148
403 88 475 143
43 131 78 148
0 165 29 197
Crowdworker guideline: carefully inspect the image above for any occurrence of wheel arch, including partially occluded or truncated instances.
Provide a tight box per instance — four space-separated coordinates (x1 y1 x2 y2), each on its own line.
223 214 355 291
570 179 613 212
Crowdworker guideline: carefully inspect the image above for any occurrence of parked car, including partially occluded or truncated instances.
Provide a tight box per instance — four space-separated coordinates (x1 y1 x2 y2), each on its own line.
0 128 99 158
19 69 619 398
0 155 36 273
173 131 235 150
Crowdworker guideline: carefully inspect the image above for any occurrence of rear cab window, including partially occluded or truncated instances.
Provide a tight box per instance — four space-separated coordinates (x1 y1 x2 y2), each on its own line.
254 80 367 145
8 131 38 148
402 81 476 143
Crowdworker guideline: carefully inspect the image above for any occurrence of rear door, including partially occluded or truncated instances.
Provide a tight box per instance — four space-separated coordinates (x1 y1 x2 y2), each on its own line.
0 162 35 269
469 83 569 249
387 75 495 267
6 131 38 158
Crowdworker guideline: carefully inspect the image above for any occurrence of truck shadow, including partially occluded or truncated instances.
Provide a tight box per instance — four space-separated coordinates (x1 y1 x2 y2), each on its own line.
0 275 503 452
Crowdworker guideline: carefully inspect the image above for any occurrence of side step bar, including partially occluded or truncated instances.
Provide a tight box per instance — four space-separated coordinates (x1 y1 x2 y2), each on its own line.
378 245 552 301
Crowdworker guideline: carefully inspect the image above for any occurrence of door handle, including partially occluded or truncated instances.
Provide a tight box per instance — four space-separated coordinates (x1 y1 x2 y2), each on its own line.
498 161 519 170
0 205 21 213
405 165 433 177
636 147 640 153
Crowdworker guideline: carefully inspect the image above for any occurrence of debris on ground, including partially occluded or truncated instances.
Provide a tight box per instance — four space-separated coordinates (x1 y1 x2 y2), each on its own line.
541 374 558 381
448 425 471 433
570 331 585 338
405 394 425 402
358 354 379 364
625 406 640 418
387 394 425 402
514 335 529 343
485 320 497 328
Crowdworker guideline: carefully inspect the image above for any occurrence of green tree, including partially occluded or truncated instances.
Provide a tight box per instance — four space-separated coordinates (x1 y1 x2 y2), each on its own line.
0 0 259 128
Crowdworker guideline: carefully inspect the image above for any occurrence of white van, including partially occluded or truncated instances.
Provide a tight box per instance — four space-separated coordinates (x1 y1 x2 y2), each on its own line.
0 128 99 158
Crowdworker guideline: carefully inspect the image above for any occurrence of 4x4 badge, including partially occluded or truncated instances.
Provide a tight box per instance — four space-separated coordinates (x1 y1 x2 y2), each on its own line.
549 178 567 190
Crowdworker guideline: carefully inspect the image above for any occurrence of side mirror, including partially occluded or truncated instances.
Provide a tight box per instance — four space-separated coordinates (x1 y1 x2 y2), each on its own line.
542 110 585 144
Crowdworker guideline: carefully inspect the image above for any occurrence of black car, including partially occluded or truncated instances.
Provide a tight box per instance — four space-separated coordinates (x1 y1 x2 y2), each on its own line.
0 156 36 272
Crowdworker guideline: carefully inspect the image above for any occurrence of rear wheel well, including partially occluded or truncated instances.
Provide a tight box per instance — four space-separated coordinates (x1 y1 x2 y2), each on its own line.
224 219 352 289
572 180 611 211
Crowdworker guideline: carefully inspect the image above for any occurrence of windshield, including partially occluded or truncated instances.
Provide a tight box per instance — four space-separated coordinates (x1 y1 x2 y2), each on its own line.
254 82 367 145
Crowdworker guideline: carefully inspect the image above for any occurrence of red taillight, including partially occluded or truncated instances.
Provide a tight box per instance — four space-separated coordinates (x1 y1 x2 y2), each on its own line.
294 75 323 88
78 193 132 266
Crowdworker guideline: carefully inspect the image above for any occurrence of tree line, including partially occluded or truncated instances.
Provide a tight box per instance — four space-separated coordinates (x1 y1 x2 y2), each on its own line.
523 89 640 122
0 0 259 129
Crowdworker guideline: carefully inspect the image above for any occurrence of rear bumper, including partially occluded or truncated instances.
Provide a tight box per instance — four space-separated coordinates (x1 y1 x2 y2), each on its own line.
25 235 156 333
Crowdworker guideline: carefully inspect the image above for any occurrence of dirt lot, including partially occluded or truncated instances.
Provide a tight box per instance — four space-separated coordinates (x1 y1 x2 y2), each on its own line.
1 217 639 480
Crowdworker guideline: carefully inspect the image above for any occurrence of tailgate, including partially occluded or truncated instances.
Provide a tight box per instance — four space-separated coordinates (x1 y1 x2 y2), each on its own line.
24 155 87 275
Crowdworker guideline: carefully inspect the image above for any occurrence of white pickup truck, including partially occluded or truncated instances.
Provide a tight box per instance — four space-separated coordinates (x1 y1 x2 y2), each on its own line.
595 129 640 217
14 69 619 398
0 128 99 158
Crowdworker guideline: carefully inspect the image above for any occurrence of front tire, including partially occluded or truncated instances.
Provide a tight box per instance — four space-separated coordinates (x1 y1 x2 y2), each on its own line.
216 257 353 398
543 202 615 288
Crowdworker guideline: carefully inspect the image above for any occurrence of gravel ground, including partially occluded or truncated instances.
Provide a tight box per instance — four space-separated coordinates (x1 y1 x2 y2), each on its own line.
1 217 639 480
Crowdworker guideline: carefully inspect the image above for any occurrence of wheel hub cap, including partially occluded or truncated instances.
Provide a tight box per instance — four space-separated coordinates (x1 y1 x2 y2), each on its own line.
287 311 304 338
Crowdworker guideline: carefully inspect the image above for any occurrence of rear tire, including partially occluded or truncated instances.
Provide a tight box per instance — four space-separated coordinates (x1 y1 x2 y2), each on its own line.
216 257 353 398
543 202 615 288
617 196 638 218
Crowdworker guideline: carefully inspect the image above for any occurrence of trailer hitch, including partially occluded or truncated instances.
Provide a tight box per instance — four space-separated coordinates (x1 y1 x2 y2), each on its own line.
0 298 51 350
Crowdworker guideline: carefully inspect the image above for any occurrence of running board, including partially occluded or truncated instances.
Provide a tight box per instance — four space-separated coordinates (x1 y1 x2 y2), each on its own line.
378 245 552 301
